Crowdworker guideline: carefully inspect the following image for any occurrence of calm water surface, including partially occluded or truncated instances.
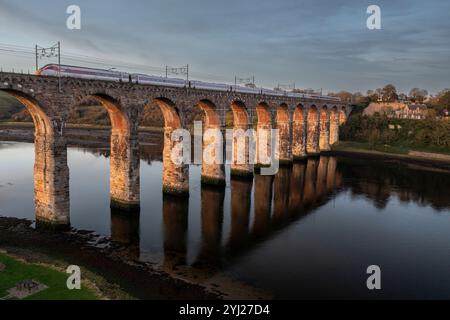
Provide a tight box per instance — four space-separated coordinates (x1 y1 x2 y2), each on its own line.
1 140 450 299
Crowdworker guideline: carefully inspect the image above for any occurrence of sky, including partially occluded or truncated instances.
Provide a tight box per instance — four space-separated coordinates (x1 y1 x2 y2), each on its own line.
0 0 449 94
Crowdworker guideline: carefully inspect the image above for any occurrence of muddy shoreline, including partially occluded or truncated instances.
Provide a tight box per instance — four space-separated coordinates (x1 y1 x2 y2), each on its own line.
0 216 218 300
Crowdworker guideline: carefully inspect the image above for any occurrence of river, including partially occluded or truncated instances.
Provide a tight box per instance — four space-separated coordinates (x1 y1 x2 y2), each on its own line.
1 140 450 299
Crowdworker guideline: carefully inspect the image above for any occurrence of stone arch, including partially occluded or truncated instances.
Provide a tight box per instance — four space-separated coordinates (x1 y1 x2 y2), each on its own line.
329 106 339 145
197 99 221 128
275 104 292 163
319 105 331 151
229 100 253 178
306 105 320 155
0 89 70 227
339 106 348 125
255 102 272 127
0 89 53 136
292 104 307 159
153 97 183 129
196 99 225 187
152 97 189 196
255 102 272 166
230 100 249 127
87 94 130 133
276 104 290 123
74 93 139 210
85 94 137 200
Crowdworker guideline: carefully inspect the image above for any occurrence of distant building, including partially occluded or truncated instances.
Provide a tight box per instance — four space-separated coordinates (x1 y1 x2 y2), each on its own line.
363 102 428 119
443 109 449 119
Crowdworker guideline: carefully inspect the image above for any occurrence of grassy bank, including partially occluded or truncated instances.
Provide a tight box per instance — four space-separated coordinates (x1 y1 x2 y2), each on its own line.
336 141 450 157
0 252 99 300
332 141 450 170
335 141 409 155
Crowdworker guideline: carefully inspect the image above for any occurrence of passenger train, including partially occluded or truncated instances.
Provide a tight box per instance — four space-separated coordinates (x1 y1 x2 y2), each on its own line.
36 64 340 101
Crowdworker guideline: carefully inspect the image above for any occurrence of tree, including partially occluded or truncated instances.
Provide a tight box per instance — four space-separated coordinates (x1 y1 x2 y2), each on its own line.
409 88 428 103
381 84 398 102
429 90 450 114
367 89 380 102
329 91 353 102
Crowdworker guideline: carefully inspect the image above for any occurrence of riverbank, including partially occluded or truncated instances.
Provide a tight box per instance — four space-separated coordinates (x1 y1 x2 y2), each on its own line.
0 122 163 147
331 141 450 171
0 216 270 300
0 216 220 300
0 251 104 300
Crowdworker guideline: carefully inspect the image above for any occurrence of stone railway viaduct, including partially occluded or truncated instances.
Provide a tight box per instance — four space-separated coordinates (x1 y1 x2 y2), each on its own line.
0 73 351 228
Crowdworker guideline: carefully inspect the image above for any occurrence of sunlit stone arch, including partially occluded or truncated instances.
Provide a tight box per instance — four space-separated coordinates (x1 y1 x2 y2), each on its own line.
255 102 273 166
228 100 254 178
292 104 307 160
275 103 292 163
339 106 348 125
306 105 320 155
0 89 53 135
73 92 140 211
329 106 339 145
0 88 70 228
150 97 189 196
196 99 225 187
319 105 331 152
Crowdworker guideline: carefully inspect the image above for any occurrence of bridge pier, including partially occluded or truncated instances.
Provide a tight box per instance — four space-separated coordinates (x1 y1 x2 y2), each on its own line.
306 106 320 155
163 127 190 196
256 124 272 167
276 105 293 164
110 130 141 211
292 106 307 160
329 107 339 146
230 124 254 178
201 127 226 187
319 107 331 152
34 132 70 229
339 108 348 126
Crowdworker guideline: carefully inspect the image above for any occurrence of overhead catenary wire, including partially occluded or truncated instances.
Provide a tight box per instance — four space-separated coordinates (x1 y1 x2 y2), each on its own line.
0 42 297 89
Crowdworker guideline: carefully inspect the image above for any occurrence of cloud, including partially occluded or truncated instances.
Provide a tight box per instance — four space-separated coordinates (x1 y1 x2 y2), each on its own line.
0 0 449 93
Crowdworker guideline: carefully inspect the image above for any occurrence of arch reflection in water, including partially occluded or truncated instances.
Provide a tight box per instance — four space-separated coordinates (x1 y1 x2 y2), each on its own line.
196 157 341 267
303 158 319 208
194 185 225 268
252 174 274 239
288 162 306 218
110 208 141 260
227 177 253 253
272 166 291 226
163 195 189 271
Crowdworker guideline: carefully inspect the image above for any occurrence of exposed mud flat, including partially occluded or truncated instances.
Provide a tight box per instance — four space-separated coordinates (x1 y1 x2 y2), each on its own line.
0 216 271 300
